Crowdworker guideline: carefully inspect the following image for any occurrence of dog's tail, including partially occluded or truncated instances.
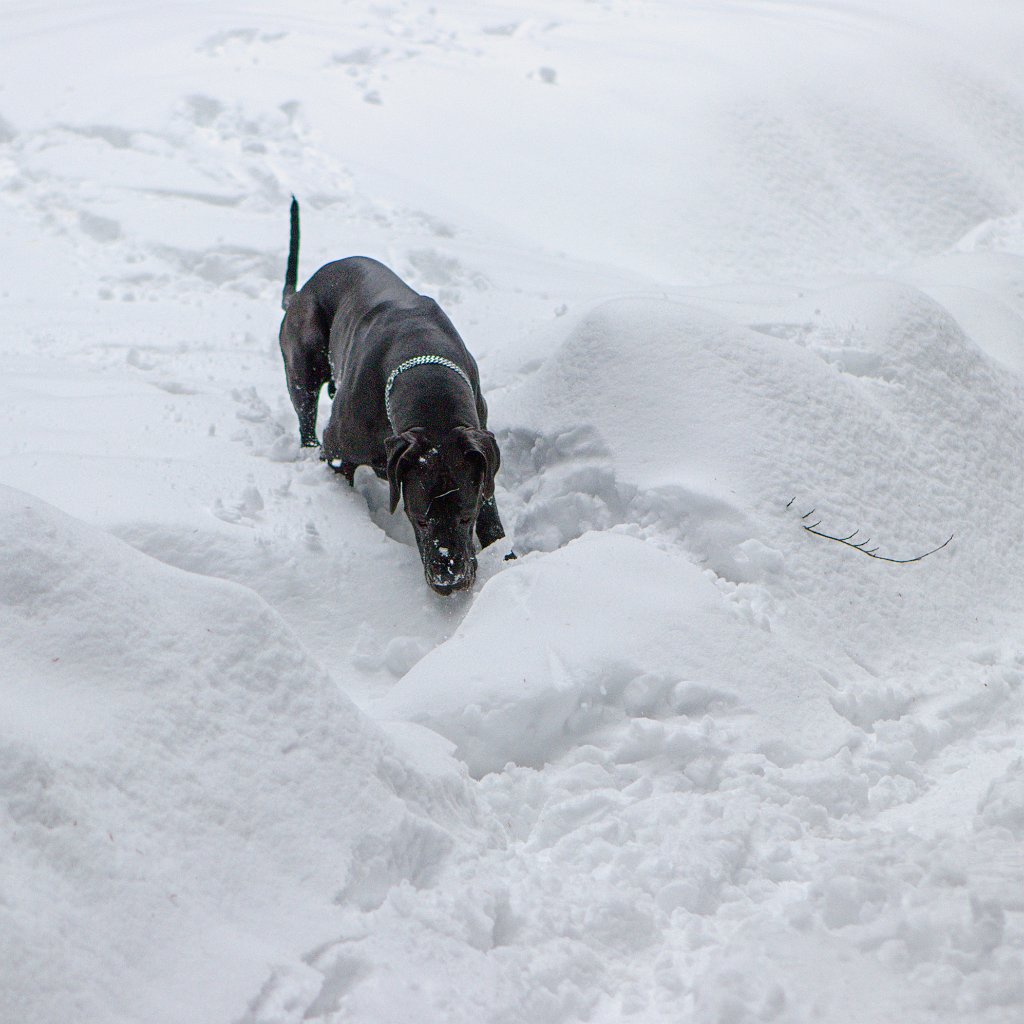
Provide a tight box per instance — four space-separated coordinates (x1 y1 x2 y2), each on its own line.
281 195 300 311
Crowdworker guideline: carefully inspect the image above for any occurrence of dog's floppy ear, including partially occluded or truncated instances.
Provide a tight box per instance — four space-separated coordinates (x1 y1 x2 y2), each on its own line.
385 429 425 514
454 427 501 500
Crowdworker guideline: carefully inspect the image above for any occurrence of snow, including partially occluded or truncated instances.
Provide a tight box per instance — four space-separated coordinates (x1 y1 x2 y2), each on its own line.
0 486 493 1024
2 1 1023 1022
380 530 852 776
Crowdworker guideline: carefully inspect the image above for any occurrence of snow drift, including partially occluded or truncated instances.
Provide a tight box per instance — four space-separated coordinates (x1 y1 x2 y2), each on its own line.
0 485 490 1024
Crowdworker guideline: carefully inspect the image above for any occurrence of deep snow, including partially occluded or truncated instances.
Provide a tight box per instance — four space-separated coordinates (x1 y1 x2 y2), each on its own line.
2 2 1024 1022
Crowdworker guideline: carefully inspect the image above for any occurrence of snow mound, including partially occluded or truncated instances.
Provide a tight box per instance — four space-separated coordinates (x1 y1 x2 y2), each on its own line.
382 530 851 776
0 485 489 1024
493 285 1024 656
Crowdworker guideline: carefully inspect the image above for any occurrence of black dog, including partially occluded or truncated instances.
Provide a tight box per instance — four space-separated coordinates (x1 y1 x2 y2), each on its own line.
278 198 507 595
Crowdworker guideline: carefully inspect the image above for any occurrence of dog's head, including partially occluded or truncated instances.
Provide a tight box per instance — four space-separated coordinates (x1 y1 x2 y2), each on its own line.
385 426 500 595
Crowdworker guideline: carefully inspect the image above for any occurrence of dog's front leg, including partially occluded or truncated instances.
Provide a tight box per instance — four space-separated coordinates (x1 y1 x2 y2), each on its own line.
476 496 506 549
323 457 358 486
319 415 360 486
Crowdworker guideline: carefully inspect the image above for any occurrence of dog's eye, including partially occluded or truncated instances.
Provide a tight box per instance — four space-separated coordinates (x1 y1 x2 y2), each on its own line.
459 514 473 525
415 516 429 529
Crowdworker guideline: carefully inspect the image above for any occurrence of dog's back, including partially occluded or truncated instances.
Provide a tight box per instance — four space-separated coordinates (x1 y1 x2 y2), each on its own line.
299 257 420 325
277 200 442 448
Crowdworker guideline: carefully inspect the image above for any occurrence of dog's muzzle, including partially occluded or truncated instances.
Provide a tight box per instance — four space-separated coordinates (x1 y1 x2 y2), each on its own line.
425 550 476 595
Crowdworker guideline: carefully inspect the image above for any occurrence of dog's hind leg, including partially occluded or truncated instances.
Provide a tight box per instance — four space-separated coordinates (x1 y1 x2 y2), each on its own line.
279 304 332 447
289 380 325 447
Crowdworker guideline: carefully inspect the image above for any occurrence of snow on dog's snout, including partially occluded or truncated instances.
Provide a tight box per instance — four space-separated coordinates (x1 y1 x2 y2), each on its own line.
423 526 476 593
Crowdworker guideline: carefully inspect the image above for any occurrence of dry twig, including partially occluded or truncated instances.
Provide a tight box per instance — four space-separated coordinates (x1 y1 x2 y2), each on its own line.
787 498 953 564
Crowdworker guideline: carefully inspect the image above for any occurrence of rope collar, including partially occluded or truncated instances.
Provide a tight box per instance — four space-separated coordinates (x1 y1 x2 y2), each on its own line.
384 355 473 426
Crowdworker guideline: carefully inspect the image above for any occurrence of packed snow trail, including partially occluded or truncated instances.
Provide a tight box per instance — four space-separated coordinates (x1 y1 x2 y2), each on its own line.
2 2 1024 1023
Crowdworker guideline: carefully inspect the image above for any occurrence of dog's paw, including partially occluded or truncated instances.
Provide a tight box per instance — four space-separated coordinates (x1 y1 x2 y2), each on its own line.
325 457 358 485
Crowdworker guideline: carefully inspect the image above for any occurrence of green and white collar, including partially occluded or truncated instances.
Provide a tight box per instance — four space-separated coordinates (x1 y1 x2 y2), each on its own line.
384 355 473 426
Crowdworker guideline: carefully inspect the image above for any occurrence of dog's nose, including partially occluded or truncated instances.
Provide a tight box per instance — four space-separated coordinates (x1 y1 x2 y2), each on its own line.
428 575 473 596
426 556 476 595
428 568 471 589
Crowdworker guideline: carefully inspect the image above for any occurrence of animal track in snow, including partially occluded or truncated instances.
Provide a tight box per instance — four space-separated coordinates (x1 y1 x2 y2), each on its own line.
196 27 287 57
212 482 265 525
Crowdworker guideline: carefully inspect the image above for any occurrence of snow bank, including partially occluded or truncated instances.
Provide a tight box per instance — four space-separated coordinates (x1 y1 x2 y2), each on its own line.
493 286 1024 658
382 529 851 776
0 485 488 1024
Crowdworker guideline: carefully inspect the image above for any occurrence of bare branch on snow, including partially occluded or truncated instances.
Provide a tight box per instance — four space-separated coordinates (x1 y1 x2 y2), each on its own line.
788 499 953 564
